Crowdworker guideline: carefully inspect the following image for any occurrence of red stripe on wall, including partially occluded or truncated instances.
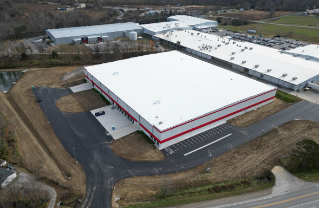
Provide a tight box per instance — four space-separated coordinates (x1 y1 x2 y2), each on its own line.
159 96 274 144
156 88 277 133
85 74 275 144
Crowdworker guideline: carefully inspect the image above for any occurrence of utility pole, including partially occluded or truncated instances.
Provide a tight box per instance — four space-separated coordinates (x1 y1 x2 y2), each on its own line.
206 150 213 172
259 129 265 148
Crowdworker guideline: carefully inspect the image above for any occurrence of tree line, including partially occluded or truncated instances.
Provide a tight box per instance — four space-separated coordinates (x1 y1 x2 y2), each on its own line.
25 0 318 11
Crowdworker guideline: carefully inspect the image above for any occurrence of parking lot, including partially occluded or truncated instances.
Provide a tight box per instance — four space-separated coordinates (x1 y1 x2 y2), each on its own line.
164 123 233 155
213 29 310 50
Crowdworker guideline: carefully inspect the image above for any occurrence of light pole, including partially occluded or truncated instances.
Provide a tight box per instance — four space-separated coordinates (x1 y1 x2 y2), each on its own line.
73 147 77 163
206 150 213 172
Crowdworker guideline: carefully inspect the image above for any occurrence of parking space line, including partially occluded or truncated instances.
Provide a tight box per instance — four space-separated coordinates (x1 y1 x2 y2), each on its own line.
184 134 232 156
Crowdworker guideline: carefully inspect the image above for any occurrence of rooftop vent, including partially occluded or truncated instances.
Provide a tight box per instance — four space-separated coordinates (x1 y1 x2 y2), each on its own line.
293 54 298 57
267 69 272 72
282 73 287 77
154 100 161 104
232 52 235 55
231 57 235 60
159 121 163 124
218 44 221 47
241 49 245 52
255 64 259 68
245 46 248 49
242 60 246 64
209 50 211 52
250 47 253 50
306 57 310 60
292 77 298 80
113 72 119 75
233 42 236 44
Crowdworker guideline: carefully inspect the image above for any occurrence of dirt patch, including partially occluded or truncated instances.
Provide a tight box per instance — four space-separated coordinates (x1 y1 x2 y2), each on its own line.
2 66 86 197
56 75 85 89
111 132 165 162
56 89 106 113
227 98 291 127
112 120 319 207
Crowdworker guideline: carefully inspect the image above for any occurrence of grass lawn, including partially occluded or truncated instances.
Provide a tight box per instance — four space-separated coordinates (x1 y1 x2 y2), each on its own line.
275 90 301 103
219 23 319 43
271 16 319 27
293 169 319 182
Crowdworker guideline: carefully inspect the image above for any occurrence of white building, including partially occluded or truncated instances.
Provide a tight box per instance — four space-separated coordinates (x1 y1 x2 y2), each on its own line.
84 51 276 149
154 30 319 90
74 3 86 8
167 15 218 31
141 21 192 35
46 22 143 45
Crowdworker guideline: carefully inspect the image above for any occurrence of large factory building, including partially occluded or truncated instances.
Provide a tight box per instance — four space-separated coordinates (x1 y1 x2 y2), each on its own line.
154 30 319 90
46 22 143 45
84 51 276 149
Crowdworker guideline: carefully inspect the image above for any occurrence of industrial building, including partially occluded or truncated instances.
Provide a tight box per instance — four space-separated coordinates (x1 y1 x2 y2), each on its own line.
154 30 319 90
46 22 143 45
84 51 276 149
141 21 192 35
284 44 319 63
167 15 218 31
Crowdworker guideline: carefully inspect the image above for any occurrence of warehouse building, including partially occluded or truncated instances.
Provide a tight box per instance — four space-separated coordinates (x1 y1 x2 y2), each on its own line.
167 15 218 31
284 44 319 63
154 30 319 90
141 21 192 35
84 51 276 149
46 22 143 45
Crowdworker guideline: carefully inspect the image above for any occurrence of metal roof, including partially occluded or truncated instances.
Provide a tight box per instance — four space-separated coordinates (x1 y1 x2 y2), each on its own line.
140 21 192 34
284 44 319 63
155 30 319 85
85 51 275 131
47 22 142 39
168 15 218 27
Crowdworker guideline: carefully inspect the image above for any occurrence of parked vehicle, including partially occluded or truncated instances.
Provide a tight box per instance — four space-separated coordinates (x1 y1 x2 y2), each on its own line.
95 111 105 117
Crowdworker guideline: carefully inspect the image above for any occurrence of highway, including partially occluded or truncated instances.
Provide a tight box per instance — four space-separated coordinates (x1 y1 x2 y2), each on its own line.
212 184 319 208
34 87 319 208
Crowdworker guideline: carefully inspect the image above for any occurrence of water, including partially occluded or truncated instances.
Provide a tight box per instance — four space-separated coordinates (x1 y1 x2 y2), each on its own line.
0 71 23 92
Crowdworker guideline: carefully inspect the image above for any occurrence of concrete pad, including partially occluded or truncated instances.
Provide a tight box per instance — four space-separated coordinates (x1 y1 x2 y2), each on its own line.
70 83 92 93
271 166 310 195
90 106 139 140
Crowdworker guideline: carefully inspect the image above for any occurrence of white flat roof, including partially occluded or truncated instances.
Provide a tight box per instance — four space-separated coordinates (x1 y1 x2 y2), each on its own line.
86 51 275 131
168 15 218 27
285 44 319 62
140 21 191 33
155 31 319 85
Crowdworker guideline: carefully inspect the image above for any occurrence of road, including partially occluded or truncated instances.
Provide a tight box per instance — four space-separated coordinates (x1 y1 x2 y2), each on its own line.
212 184 319 208
33 87 319 208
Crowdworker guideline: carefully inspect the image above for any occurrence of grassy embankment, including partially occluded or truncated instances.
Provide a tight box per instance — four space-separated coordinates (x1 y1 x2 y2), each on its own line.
123 179 274 208
0 110 24 165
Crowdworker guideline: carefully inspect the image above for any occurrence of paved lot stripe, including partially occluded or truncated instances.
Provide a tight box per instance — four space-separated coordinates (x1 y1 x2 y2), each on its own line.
184 134 232 156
